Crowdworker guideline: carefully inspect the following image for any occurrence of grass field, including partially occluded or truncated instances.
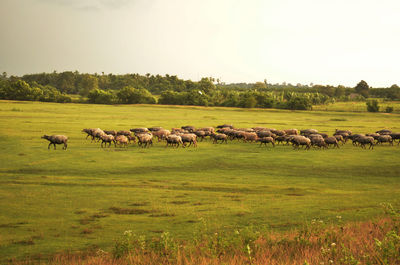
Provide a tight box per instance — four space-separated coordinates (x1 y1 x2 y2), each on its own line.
0 100 399 262
313 100 400 113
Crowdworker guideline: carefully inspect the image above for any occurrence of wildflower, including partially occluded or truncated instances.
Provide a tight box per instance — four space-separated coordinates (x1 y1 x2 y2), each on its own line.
329 260 333 264
331 242 336 247
124 230 132 236
336 215 342 219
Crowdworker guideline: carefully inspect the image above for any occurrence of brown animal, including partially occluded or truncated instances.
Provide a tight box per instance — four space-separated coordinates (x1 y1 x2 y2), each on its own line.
103 130 117 136
311 137 327 149
181 133 197 147
290 135 311 150
256 137 275 147
377 135 393 145
100 134 115 147
117 130 132 137
283 129 299 135
152 129 171 141
335 129 352 135
390 133 400 144
270 129 286 136
137 133 153 148
166 135 183 148
41 135 68 150
194 130 207 141
333 134 345 145
356 136 375 149
115 135 128 147
257 131 275 138
216 124 234 129
130 128 149 134
211 133 228 144
82 128 104 142
181 126 196 132
243 132 258 142
275 135 290 145
300 129 318 136
148 127 163 132
376 129 392 135
324 136 340 148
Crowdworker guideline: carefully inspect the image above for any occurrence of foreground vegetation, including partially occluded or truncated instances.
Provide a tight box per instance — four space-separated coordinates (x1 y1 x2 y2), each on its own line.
2 71 400 111
12 204 400 265
0 100 399 263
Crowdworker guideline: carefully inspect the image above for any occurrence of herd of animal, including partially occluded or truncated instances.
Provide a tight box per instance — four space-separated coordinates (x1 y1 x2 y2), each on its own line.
41 125 400 150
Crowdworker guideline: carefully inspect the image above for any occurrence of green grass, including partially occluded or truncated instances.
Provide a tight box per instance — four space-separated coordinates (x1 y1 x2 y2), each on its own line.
0 100 399 262
313 100 400 113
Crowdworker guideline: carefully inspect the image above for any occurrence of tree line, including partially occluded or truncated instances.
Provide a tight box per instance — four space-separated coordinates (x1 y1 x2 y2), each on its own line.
0 71 399 110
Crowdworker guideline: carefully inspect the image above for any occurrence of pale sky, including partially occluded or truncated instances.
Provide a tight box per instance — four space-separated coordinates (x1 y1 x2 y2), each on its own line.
1 0 400 87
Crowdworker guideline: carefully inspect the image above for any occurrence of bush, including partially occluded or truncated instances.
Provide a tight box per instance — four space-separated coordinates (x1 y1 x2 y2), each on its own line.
385 106 394 113
287 97 312 110
87 89 115 104
366 100 380 112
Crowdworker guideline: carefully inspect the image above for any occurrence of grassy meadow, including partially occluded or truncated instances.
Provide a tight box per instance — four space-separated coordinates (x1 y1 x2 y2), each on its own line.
0 100 400 262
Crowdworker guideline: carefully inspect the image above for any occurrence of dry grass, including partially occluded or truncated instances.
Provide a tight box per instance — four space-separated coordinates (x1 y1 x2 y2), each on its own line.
11 214 400 265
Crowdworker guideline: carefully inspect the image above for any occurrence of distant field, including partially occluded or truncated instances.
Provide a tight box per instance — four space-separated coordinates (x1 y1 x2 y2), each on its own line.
0 100 399 262
313 100 400 113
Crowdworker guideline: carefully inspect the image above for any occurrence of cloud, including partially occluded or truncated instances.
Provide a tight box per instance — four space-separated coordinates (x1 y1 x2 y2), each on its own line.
37 0 134 11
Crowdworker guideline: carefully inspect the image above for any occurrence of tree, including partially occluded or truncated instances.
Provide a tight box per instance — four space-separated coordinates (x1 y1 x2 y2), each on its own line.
287 96 312 110
77 74 99 96
88 89 115 104
253 82 267 90
355 80 369 98
198 78 215 94
334 85 346 98
366 100 379 112
116 86 156 104
239 93 257 108
9 80 34 100
387 84 400 100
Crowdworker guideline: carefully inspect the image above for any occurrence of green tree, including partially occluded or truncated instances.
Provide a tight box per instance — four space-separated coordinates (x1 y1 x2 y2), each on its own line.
387 84 400 100
366 100 379 112
334 85 346 98
355 80 369 98
88 89 115 104
239 93 257 108
253 82 267 90
287 96 312 110
9 80 34 100
78 74 99 97
117 86 156 104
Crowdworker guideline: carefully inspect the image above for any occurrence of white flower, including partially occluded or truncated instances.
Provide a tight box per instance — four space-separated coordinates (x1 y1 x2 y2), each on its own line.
331 242 336 247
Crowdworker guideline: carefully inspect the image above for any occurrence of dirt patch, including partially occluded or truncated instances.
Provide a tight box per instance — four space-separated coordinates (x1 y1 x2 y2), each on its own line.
286 193 305 196
81 228 94 234
235 212 249 217
0 222 28 228
14 238 35 245
129 202 149 207
109 207 150 215
169 201 189 205
149 213 176 217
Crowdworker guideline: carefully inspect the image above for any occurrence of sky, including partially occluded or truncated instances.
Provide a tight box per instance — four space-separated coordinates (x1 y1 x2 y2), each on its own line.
0 0 400 87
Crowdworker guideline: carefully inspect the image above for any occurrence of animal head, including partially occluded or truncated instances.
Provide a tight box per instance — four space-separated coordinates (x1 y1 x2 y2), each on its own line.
41 135 49 139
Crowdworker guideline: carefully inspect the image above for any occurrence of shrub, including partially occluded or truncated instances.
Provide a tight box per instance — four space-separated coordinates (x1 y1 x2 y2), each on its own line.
385 106 394 113
366 100 380 112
